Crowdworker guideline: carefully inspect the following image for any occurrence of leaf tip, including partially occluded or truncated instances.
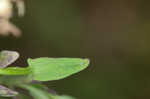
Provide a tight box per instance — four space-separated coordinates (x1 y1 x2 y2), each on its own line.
82 58 90 67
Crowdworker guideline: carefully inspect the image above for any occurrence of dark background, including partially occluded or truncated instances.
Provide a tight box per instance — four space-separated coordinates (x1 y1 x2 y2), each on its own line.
1 0 150 99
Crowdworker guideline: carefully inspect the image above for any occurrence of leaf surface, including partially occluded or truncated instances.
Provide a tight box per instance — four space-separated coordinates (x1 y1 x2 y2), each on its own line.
21 84 51 99
28 58 89 81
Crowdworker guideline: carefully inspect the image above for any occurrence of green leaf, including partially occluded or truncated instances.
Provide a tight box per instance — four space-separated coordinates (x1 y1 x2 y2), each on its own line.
0 75 32 86
20 84 52 99
0 67 31 75
53 95 76 99
16 94 32 99
20 84 76 99
28 58 89 81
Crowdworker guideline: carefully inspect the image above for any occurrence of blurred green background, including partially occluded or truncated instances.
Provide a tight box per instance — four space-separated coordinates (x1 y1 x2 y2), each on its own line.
1 0 150 99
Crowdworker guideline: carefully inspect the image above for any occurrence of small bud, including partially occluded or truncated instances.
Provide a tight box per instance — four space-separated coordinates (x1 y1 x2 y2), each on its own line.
0 50 19 68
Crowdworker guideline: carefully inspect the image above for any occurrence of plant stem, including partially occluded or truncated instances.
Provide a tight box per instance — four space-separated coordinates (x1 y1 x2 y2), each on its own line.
0 67 31 75
19 84 56 99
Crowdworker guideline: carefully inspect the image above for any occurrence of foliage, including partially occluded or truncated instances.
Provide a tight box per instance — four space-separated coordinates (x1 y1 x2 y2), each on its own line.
0 51 89 99
0 0 90 99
